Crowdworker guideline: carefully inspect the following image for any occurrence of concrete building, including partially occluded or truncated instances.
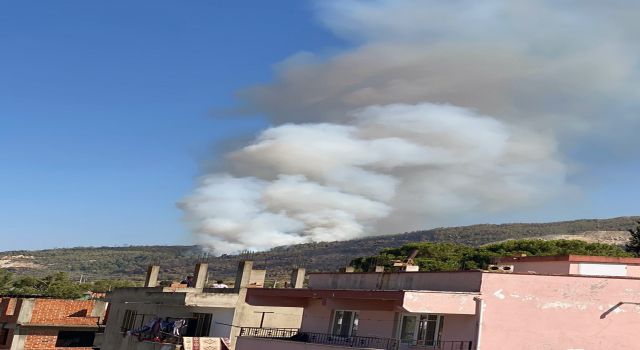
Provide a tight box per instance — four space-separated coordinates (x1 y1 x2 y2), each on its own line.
0 297 107 350
236 256 640 350
101 261 303 350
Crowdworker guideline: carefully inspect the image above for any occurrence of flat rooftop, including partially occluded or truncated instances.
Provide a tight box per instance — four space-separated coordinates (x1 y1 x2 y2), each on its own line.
496 255 640 264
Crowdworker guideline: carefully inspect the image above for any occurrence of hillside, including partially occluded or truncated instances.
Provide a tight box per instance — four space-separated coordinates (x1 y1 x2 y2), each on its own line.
1 216 637 283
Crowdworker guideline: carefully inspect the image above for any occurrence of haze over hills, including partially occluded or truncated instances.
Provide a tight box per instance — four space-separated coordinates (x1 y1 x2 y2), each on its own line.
1 216 637 283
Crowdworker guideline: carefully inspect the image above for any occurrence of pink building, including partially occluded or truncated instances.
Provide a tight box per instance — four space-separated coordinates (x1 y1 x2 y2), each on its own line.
494 254 640 277
235 256 640 350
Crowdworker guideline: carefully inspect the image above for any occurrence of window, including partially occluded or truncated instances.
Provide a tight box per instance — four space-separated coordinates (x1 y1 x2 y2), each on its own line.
398 314 444 346
193 313 213 337
55 331 95 347
121 310 137 331
418 315 444 346
399 315 417 342
330 310 359 337
0 325 9 346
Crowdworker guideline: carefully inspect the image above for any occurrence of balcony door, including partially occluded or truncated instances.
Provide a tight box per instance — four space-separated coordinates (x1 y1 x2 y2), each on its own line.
399 313 444 346
330 310 359 337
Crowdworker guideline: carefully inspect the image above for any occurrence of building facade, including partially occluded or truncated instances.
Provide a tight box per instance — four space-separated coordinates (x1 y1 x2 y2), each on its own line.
236 256 640 350
101 261 303 350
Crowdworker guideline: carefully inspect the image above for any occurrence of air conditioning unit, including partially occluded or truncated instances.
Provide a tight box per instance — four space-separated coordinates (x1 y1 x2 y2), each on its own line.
487 264 514 273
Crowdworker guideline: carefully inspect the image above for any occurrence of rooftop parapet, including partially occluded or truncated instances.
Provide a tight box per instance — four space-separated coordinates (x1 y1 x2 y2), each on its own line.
307 270 483 292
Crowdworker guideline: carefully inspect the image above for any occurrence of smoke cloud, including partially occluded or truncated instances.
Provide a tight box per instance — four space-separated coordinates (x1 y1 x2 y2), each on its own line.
180 0 640 253
180 103 565 252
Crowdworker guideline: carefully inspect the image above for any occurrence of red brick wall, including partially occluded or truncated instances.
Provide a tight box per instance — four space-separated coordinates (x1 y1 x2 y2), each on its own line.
0 299 100 350
29 300 98 326
23 329 57 350
25 300 98 349
22 329 93 350
23 329 95 350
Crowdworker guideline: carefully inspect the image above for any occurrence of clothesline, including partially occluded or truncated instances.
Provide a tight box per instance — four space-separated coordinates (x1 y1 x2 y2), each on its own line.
125 316 188 344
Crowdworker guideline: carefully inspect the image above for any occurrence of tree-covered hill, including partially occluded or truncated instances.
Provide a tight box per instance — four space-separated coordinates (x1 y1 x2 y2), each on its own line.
1 216 637 283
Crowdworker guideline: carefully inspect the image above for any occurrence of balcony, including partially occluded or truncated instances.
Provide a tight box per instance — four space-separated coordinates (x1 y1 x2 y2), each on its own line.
238 327 400 350
406 340 473 350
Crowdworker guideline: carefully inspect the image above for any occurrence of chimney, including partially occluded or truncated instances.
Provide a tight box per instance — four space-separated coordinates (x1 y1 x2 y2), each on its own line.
193 263 209 289
374 266 385 272
235 261 254 289
144 265 160 287
290 268 306 288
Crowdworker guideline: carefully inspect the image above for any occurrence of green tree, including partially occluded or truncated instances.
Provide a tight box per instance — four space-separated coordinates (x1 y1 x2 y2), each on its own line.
625 221 640 257
0 270 139 298
352 239 632 272
90 279 138 292
0 269 14 294
482 239 630 257
11 275 44 295
43 272 85 299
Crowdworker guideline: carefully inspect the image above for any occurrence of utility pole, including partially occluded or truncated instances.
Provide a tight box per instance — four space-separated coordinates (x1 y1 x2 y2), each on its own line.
254 311 274 328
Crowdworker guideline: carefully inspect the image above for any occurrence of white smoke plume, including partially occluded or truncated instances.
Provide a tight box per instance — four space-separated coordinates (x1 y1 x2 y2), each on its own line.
180 103 565 253
180 0 640 253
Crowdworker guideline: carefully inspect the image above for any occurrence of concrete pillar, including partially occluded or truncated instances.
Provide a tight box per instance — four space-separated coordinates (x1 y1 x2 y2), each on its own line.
16 299 35 324
290 268 306 288
235 261 253 289
374 266 385 272
193 263 209 289
9 330 28 350
144 265 160 287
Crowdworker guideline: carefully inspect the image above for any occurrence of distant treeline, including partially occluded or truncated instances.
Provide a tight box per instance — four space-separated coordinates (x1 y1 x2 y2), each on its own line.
0 270 137 299
350 239 632 272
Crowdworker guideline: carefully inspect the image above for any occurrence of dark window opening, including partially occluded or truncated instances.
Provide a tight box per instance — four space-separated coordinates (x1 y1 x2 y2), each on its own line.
121 310 137 331
0 327 9 345
69 309 88 317
55 331 95 347
185 313 212 337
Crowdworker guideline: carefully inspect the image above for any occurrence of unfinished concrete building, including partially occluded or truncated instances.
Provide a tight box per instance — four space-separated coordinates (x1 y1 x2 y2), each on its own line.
0 297 107 350
101 261 303 350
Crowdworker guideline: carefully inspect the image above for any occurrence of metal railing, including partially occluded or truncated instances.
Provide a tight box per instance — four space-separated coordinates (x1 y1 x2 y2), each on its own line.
408 340 473 350
239 327 299 338
239 327 400 350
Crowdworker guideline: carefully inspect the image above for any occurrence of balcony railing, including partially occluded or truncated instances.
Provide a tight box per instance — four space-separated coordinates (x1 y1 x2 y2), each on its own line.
239 327 400 350
408 340 473 350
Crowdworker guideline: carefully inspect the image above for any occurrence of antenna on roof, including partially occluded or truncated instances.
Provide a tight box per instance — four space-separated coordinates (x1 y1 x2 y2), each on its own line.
392 248 420 271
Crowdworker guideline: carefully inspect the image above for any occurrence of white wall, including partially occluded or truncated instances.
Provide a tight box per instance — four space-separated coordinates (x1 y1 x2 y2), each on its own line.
577 263 627 276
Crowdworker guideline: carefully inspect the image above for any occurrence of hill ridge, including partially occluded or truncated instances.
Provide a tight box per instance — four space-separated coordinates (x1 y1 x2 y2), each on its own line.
2 216 637 282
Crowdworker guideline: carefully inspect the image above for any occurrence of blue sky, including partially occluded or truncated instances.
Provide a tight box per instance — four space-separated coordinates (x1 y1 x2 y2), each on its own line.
1 1 638 252
0 1 342 250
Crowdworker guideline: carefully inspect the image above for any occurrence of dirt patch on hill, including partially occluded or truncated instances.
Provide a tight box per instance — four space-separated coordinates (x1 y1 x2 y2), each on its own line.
0 255 45 269
493 231 631 246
